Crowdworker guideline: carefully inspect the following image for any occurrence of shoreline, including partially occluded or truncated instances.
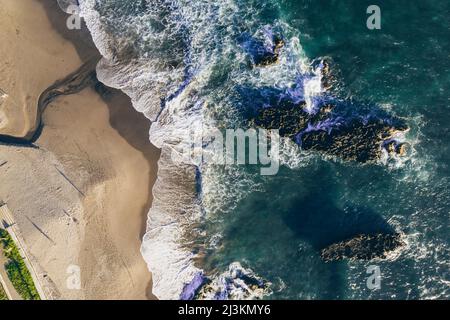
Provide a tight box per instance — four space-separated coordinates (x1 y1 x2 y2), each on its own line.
78 1 207 299
0 0 159 299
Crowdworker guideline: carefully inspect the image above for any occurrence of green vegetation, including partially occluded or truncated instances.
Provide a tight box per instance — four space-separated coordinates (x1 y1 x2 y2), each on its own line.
0 229 40 300
0 283 8 300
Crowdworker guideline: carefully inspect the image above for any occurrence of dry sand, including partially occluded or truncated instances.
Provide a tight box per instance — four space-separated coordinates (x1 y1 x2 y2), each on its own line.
0 0 159 299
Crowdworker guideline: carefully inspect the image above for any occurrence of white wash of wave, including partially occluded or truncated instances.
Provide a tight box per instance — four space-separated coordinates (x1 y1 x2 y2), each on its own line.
79 0 204 300
232 23 325 116
78 0 285 299
141 149 204 299
196 262 273 300
303 64 325 113
201 164 264 217
278 137 315 169
79 0 192 121
382 113 432 181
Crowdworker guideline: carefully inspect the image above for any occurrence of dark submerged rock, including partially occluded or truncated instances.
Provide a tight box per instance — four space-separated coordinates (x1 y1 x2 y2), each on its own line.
254 37 285 67
250 101 310 138
320 233 405 262
300 119 407 163
240 30 285 67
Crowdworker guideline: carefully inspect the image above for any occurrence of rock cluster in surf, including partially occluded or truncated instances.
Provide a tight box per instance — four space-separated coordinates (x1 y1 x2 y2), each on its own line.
240 28 285 67
180 262 271 300
320 233 405 262
249 65 409 163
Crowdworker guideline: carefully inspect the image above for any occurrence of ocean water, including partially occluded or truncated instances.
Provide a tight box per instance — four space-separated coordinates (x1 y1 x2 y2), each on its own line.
78 0 449 299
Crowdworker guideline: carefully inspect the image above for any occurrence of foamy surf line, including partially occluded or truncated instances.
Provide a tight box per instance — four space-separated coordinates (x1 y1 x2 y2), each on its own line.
77 0 278 300
78 1 202 300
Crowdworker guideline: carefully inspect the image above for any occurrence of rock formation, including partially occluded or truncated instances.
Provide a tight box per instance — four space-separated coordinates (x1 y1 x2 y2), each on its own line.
320 233 405 262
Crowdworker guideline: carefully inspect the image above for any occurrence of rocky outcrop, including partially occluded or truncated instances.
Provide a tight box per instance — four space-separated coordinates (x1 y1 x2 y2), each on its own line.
246 54 410 164
241 31 285 67
300 119 409 163
254 37 284 67
192 262 271 300
250 99 409 163
320 233 405 262
250 101 310 137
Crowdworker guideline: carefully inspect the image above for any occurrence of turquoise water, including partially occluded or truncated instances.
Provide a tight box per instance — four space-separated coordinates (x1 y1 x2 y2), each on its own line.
81 0 449 299
201 0 450 299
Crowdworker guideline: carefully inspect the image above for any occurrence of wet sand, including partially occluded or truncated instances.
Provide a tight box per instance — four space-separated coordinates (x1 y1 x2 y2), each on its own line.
0 0 159 299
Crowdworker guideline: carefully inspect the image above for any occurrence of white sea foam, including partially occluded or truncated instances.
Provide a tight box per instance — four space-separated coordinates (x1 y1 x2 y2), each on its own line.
79 0 203 299
196 262 272 300
78 0 282 299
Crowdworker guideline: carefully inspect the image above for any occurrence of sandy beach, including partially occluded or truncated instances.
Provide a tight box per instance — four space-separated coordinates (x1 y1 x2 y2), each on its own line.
0 0 159 299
